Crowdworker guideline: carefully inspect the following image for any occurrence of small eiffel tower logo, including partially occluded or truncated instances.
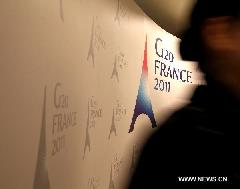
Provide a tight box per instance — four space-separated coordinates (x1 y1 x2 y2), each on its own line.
110 56 119 82
108 164 115 189
33 86 51 189
83 101 91 159
108 109 117 139
87 18 95 67
59 0 64 22
114 0 120 25
89 179 96 189
130 145 137 172
90 183 96 189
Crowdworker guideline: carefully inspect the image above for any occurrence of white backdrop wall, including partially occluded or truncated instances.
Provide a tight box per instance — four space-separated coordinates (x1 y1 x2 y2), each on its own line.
0 0 203 189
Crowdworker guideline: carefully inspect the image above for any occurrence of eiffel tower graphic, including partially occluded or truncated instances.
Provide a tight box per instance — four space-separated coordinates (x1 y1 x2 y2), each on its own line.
114 0 120 25
110 56 119 82
108 109 117 139
87 18 95 67
59 0 64 22
129 36 157 133
108 164 115 189
89 179 96 189
130 145 136 172
83 101 91 159
90 183 96 189
33 87 51 189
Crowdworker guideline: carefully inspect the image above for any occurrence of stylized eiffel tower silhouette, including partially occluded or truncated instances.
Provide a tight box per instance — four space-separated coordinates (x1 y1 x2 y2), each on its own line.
129 36 157 133
89 179 96 189
114 0 120 25
59 0 64 22
108 164 115 189
110 56 119 82
91 183 96 189
33 87 51 189
108 109 117 139
83 101 91 159
130 145 136 172
87 18 95 67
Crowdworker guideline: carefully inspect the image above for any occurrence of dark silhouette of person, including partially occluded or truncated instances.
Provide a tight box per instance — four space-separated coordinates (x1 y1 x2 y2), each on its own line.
128 0 240 187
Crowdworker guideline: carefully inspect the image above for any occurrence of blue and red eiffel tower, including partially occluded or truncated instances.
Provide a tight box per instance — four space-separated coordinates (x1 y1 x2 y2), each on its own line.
129 36 157 133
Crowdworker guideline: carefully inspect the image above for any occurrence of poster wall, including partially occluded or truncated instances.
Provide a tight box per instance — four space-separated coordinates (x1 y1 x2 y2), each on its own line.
0 0 203 189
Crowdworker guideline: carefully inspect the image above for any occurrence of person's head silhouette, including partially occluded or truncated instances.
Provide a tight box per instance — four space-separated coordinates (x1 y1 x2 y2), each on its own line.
180 0 240 97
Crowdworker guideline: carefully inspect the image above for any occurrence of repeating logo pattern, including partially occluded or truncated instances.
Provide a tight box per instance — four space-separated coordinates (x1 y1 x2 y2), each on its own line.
83 97 103 159
59 0 64 22
113 154 123 176
83 101 91 159
33 87 51 189
111 52 127 82
114 0 121 24
2 0 192 189
108 164 115 189
115 100 127 121
111 56 119 82
87 17 106 67
114 0 129 25
130 145 140 173
108 109 117 139
88 177 100 189
87 18 95 67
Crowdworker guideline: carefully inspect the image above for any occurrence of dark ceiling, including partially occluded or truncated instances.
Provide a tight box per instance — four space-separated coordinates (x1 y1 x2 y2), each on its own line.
135 0 197 38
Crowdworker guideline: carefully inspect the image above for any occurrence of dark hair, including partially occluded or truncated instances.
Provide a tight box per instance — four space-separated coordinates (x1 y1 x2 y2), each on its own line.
180 0 240 62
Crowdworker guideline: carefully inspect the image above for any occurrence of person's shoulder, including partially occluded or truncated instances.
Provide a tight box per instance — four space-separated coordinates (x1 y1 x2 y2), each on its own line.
162 103 202 127
149 103 206 143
